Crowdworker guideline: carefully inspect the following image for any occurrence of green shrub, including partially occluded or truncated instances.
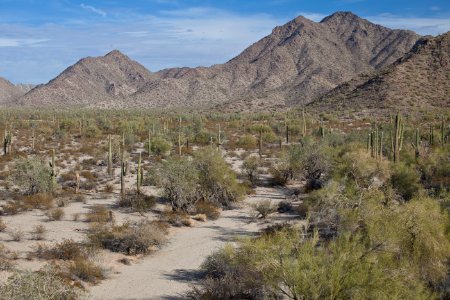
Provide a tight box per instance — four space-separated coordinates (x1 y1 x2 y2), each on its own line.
148 137 171 156
242 156 259 185
390 163 422 201
0 268 82 300
194 147 244 207
159 158 199 211
11 158 56 195
237 134 257 150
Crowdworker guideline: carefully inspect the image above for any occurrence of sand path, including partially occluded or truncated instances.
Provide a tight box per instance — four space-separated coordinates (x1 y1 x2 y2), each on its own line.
90 186 289 300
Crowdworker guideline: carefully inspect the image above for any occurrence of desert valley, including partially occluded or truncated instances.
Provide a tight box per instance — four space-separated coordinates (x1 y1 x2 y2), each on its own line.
0 3 449 300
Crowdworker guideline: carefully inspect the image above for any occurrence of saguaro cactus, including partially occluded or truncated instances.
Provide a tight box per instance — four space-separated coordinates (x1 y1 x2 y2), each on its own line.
258 128 263 158
286 124 289 144
320 119 325 138
50 149 57 187
107 135 113 176
147 129 151 157
136 152 142 194
120 146 127 200
3 128 11 156
31 128 35 151
393 112 403 163
413 128 420 159
178 116 182 156
441 117 446 145
429 125 434 146
218 124 222 149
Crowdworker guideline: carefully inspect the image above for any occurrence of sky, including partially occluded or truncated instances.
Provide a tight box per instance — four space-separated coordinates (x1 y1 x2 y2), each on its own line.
1 0 450 84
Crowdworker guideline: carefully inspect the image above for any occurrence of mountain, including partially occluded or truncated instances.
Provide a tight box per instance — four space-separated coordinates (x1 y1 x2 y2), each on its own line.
310 32 450 113
15 12 420 110
17 50 153 107
0 77 34 103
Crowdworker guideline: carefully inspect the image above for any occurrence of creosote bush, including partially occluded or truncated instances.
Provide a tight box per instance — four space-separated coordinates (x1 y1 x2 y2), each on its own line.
88 220 168 255
0 267 82 300
11 158 56 195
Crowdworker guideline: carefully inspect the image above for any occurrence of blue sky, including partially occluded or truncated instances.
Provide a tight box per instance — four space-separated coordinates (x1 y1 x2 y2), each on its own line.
1 0 450 84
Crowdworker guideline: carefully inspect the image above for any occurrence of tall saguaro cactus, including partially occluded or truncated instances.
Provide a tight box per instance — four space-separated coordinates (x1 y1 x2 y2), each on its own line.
393 112 403 163
120 145 127 200
3 128 11 156
258 128 263 158
147 129 151 157
136 152 142 194
31 128 35 151
178 116 182 156
302 108 307 137
50 149 57 187
441 117 446 146
107 135 113 176
413 128 420 159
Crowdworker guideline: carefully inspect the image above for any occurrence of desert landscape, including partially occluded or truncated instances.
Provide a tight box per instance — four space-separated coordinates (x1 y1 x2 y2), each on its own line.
0 1 449 300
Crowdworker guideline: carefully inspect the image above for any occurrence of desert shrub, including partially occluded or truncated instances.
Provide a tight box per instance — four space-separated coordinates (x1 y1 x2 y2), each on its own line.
236 134 257 150
0 218 6 232
88 221 168 255
194 202 221 220
0 244 14 271
390 163 422 201
336 148 390 189
11 158 56 195
242 156 260 185
46 208 65 221
194 147 244 207
118 192 156 212
0 268 82 300
40 239 88 261
84 123 101 138
21 193 54 210
69 258 105 284
419 146 450 190
8 228 23 241
269 144 305 185
148 137 171 156
277 201 293 213
188 230 433 300
193 130 214 145
187 245 265 300
252 200 276 219
31 225 47 240
161 209 192 227
303 151 330 191
159 158 199 211
84 205 111 223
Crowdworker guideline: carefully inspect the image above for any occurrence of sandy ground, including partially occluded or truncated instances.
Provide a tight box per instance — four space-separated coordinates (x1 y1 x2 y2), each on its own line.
90 186 295 300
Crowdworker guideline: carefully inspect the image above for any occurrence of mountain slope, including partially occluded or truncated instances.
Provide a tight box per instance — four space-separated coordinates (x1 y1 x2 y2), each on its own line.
310 32 450 112
18 50 154 107
0 77 34 104
15 12 420 110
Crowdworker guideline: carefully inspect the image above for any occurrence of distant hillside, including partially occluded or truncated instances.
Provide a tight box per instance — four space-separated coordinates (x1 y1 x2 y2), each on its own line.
17 50 153 107
310 32 450 113
0 78 34 104
13 12 419 110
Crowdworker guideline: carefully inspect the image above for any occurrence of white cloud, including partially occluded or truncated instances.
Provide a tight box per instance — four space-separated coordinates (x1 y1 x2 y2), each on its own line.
80 3 107 17
367 13 450 35
0 8 281 83
0 37 48 47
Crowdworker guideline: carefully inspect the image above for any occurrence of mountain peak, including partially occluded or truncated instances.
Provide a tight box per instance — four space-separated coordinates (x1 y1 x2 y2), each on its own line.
320 11 361 23
104 50 128 60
